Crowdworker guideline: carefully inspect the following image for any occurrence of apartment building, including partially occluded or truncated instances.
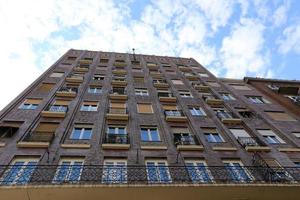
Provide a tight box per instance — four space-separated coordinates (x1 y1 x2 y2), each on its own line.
0 49 299 200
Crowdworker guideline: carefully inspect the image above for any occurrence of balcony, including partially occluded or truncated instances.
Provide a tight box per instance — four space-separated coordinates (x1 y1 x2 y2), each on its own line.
66 75 84 83
17 131 54 148
102 134 130 150
178 66 191 72
56 87 77 98
147 63 159 70
192 83 210 91
112 69 127 75
153 80 169 88
79 59 92 65
111 78 127 86
184 73 198 80
203 96 223 105
41 105 68 118
164 110 187 122
109 88 127 100
106 108 129 120
158 92 176 103
114 61 127 67
174 134 203 151
74 66 89 72
216 111 242 124
237 137 271 152
149 71 162 78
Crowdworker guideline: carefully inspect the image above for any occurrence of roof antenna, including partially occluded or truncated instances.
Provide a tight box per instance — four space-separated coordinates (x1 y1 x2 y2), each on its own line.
132 48 136 61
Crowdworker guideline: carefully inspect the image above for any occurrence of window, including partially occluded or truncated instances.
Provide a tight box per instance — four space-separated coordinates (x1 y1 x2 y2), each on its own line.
286 95 300 102
179 91 193 98
88 87 102 94
189 107 206 116
220 93 235 101
265 111 296 121
135 88 149 96
293 132 300 139
50 72 64 78
171 79 184 85
1 158 38 185
230 84 251 90
257 129 285 144
203 128 224 143
247 96 270 104
80 101 98 111
172 127 196 145
102 159 127 183
229 129 251 139
185 160 212 183
53 158 84 183
19 99 42 110
146 160 171 183
294 162 300 168
198 73 209 77
37 83 55 92
137 103 153 113
93 74 104 80
70 126 93 140
141 127 160 142
109 102 127 114
223 160 251 182
0 122 21 138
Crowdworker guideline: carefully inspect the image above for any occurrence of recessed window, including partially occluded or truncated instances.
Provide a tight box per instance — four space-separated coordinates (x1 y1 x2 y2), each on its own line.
257 129 285 144
179 91 193 98
2 157 39 185
80 101 98 111
19 99 42 110
137 103 153 114
70 126 93 140
102 159 127 183
93 74 104 80
88 86 102 94
264 111 296 122
185 160 212 183
53 158 84 183
189 107 206 116
223 160 251 182
171 79 184 85
50 72 64 78
146 160 171 183
141 127 160 142
135 88 149 96
220 93 235 101
247 96 270 104
202 128 224 143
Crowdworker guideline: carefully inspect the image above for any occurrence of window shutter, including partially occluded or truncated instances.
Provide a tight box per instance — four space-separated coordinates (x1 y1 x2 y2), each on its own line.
162 105 177 110
54 100 71 106
35 123 59 132
111 102 125 108
229 129 250 139
38 83 55 92
137 104 153 113
24 99 42 104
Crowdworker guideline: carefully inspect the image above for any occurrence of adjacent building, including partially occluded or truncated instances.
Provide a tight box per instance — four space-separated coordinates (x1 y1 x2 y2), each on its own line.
0 49 299 200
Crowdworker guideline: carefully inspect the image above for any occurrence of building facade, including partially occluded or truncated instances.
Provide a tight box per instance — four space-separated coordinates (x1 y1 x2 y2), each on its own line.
0 49 299 199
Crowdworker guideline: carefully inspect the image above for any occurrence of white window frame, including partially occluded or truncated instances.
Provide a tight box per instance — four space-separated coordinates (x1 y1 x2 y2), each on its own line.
88 87 102 94
70 127 93 140
179 91 193 98
19 103 38 110
145 160 171 183
107 126 127 135
257 130 286 144
222 160 252 182
53 158 84 183
189 107 206 116
135 88 149 96
184 160 212 183
102 159 127 183
80 103 98 111
141 127 161 142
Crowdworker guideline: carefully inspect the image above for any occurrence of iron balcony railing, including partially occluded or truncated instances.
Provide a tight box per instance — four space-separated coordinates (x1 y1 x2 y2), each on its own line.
58 87 78 93
164 110 185 117
158 92 174 98
0 165 299 185
174 134 200 146
23 131 55 143
237 137 267 148
110 88 127 95
103 134 129 144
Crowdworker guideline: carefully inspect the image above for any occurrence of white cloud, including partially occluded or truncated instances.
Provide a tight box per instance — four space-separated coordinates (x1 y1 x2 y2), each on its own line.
219 18 270 78
277 23 300 54
272 1 290 27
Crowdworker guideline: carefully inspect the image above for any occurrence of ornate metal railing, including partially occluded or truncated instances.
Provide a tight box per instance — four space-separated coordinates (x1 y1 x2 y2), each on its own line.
164 110 185 117
237 137 266 148
174 134 200 146
0 165 299 186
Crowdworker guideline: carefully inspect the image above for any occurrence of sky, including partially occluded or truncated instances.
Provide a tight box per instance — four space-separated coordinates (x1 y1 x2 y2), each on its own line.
0 0 300 110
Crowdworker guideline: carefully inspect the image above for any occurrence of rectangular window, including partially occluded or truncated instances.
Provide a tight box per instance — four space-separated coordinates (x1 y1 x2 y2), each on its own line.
230 84 251 90
135 88 149 96
257 129 285 144
37 83 56 92
19 99 42 110
1 158 38 185
223 160 251 182
179 91 193 98
80 101 98 111
53 158 84 183
146 160 171 183
247 96 270 104
70 126 93 140
189 107 206 116
50 72 64 78
137 103 153 113
265 111 296 121
141 127 160 142
106 126 127 144
102 159 127 183
202 128 224 143
88 87 102 94
171 79 184 85
185 160 212 183
221 93 235 101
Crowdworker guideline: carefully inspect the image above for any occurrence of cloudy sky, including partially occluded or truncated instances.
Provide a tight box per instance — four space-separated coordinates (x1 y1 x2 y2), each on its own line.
0 0 300 110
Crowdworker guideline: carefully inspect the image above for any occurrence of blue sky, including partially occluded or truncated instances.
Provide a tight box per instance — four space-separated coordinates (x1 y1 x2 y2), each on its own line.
0 0 300 109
